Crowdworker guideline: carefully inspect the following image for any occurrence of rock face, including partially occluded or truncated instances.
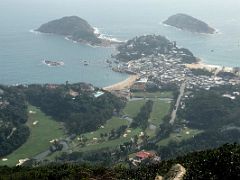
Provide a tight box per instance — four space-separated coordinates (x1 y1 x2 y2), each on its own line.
163 13 215 34
155 164 186 180
164 164 186 180
36 16 102 45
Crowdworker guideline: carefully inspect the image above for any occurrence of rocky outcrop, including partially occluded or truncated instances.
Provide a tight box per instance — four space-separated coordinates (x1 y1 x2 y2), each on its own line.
155 164 186 180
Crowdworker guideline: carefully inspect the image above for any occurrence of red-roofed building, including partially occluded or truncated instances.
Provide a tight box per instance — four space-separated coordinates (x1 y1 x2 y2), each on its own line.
136 151 156 160
129 150 160 166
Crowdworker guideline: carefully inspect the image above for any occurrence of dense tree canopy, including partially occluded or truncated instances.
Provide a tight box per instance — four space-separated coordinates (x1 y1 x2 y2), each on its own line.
179 91 234 129
25 84 126 134
0 86 29 157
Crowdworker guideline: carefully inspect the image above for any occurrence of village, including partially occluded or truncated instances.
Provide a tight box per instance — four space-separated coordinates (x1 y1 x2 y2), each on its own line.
112 54 240 92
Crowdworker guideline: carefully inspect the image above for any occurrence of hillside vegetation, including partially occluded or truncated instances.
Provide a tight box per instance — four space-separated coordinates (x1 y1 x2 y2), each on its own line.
0 144 239 179
36 16 102 45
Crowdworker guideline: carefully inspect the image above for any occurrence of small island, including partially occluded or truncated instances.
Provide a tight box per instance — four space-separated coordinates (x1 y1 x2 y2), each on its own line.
163 13 215 34
36 16 117 46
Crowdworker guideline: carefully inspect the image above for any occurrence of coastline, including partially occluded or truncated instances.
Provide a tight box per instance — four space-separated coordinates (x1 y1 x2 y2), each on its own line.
103 75 139 91
161 22 219 35
30 28 122 48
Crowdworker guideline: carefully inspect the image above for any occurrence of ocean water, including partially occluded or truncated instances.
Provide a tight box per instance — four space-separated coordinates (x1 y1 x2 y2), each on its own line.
0 0 240 86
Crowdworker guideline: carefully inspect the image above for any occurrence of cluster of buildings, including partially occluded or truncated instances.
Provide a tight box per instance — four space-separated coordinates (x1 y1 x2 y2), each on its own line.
186 75 240 90
113 54 240 91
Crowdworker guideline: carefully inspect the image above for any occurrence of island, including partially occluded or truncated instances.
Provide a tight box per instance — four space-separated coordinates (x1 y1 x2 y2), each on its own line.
36 16 117 46
163 13 215 34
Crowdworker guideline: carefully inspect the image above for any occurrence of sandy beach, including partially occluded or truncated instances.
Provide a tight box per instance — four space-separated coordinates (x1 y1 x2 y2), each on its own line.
103 75 139 91
185 61 233 73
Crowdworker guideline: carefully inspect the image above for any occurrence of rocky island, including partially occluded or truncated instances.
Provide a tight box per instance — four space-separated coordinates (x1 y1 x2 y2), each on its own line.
163 13 215 34
36 16 117 46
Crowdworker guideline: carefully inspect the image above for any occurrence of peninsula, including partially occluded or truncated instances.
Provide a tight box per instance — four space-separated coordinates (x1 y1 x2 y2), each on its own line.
163 13 215 34
36 16 117 46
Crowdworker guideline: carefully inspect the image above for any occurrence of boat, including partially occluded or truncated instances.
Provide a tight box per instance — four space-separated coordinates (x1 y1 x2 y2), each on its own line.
83 60 89 66
43 60 64 67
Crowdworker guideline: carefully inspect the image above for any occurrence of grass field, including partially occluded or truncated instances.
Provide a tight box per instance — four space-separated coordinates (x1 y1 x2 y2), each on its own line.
69 100 148 153
123 100 146 118
132 91 173 99
157 127 203 147
75 128 142 152
83 117 129 140
0 105 65 166
150 100 171 126
71 115 141 152
145 100 171 138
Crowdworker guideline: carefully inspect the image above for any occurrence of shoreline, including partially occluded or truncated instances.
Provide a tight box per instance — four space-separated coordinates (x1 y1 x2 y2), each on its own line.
30 29 123 48
103 75 139 91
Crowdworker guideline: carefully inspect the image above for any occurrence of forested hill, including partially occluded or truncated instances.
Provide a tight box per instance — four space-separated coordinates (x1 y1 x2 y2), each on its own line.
36 16 102 45
163 14 215 34
114 35 197 63
0 143 239 179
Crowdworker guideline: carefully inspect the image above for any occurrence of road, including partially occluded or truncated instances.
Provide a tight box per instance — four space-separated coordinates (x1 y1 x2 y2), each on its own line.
129 97 173 102
33 140 70 161
169 80 186 125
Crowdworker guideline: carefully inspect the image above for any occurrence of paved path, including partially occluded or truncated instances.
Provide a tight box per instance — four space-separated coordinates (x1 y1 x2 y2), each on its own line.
169 80 186 125
33 140 70 161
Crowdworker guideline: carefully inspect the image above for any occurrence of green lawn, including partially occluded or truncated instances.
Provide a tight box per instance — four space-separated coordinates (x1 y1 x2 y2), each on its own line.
75 128 142 152
150 100 171 126
0 105 65 166
145 127 156 138
83 117 129 140
157 127 203 147
145 100 171 138
123 100 146 118
71 116 137 152
132 91 173 99
70 100 148 152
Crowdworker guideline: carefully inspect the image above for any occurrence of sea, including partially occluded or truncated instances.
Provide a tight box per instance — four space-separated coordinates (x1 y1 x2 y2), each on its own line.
0 0 240 87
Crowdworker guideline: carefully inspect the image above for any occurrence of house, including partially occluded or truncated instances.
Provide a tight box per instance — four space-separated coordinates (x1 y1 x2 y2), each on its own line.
46 84 59 89
136 151 156 160
69 89 79 97
129 150 161 166
93 91 105 98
